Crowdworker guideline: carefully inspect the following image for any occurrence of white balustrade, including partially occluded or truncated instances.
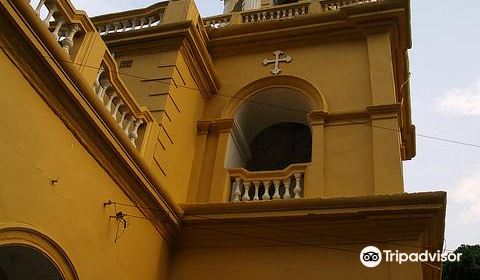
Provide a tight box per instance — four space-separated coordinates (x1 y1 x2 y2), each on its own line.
321 0 381 11
204 15 231 29
92 64 145 148
96 12 164 36
27 0 83 58
242 3 308 23
231 172 304 202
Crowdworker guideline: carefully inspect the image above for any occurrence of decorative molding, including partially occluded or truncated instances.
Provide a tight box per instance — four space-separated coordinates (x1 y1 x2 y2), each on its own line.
196 120 213 135
262 50 292 75
0 226 79 280
211 118 236 133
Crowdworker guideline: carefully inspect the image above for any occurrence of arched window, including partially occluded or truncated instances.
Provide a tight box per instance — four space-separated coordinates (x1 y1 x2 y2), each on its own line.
226 87 313 171
0 246 63 280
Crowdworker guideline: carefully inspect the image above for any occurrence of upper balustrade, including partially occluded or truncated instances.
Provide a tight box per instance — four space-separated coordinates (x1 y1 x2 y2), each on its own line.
20 0 155 149
204 0 383 29
92 2 167 37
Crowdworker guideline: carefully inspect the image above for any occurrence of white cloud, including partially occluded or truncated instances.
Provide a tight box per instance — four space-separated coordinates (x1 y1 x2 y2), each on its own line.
437 80 480 116
451 170 480 223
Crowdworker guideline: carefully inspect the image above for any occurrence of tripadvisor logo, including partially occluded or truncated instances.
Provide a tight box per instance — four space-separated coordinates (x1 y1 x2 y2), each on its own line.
360 246 462 268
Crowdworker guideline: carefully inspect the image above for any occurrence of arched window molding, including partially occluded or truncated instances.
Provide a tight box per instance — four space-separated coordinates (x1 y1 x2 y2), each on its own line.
0 225 79 280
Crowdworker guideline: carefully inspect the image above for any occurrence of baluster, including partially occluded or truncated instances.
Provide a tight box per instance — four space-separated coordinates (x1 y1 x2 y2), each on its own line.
262 12 267 20
288 9 293 18
105 91 117 112
131 18 138 29
117 107 127 126
232 177 242 202
272 180 281 200
293 173 302 199
122 20 129 31
97 78 110 102
282 10 287 18
283 178 291 199
113 22 121 33
147 16 155 27
60 24 80 54
250 14 255 22
129 119 143 146
43 4 58 26
93 65 104 93
51 17 65 41
123 115 134 135
253 181 260 201
139 17 146 28
302 6 306 14
242 181 251 202
276 11 281 19
35 0 46 15
269 11 274 20
262 181 271 200
256 13 261 21
111 99 123 120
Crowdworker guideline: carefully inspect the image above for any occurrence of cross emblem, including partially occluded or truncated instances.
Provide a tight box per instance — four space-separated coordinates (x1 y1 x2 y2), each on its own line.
262 50 292 75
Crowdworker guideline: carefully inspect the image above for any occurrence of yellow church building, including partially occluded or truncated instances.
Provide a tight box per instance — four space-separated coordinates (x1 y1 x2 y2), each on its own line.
0 0 446 279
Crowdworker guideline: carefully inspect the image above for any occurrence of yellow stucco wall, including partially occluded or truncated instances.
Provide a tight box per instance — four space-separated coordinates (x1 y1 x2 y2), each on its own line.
169 244 423 280
0 49 170 279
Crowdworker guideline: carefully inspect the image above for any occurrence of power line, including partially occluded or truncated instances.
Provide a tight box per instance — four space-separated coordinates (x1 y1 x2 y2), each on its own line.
1 45 480 149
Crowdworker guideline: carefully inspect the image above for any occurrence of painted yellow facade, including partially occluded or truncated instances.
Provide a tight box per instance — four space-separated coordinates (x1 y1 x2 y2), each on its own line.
0 0 445 279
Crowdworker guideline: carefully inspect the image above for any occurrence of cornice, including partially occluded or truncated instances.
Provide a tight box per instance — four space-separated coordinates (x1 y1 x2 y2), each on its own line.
206 0 410 56
308 103 400 124
181 191 445 216
178 192 446 259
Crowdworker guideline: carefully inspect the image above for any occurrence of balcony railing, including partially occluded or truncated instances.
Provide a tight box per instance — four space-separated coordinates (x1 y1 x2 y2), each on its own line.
242 2 309 23
204 0 385 29
28 0 84 57
24 0 153 149
320 0 381 11
91 2 168 36
228 163 308 202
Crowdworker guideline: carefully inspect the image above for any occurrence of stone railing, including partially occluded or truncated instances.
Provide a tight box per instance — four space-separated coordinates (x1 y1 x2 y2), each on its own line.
203 0 386 29
91 59 147 147
228 163 307 202
242 1 309 23
27 0 85 58
320 0 382 11
203 14 232 29
22 0 152 150
91 2 168 36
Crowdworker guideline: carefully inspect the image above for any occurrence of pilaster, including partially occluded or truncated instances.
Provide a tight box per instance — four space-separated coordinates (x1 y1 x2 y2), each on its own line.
305 111 327 198
367 104 404 194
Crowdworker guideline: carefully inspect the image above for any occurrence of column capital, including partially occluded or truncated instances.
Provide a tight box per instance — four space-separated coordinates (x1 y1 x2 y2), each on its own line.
308 110 328 125
366 103 400 120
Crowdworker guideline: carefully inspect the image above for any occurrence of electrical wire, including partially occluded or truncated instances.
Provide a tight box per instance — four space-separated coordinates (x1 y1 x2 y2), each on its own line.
1 44 480 149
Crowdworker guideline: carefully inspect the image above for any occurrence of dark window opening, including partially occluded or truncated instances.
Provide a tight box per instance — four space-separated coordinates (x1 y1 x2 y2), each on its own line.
246 122 311 171
0 246 63 280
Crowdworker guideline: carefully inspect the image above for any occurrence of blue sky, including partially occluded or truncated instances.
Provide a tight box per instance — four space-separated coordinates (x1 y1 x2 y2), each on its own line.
70 0 480 250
